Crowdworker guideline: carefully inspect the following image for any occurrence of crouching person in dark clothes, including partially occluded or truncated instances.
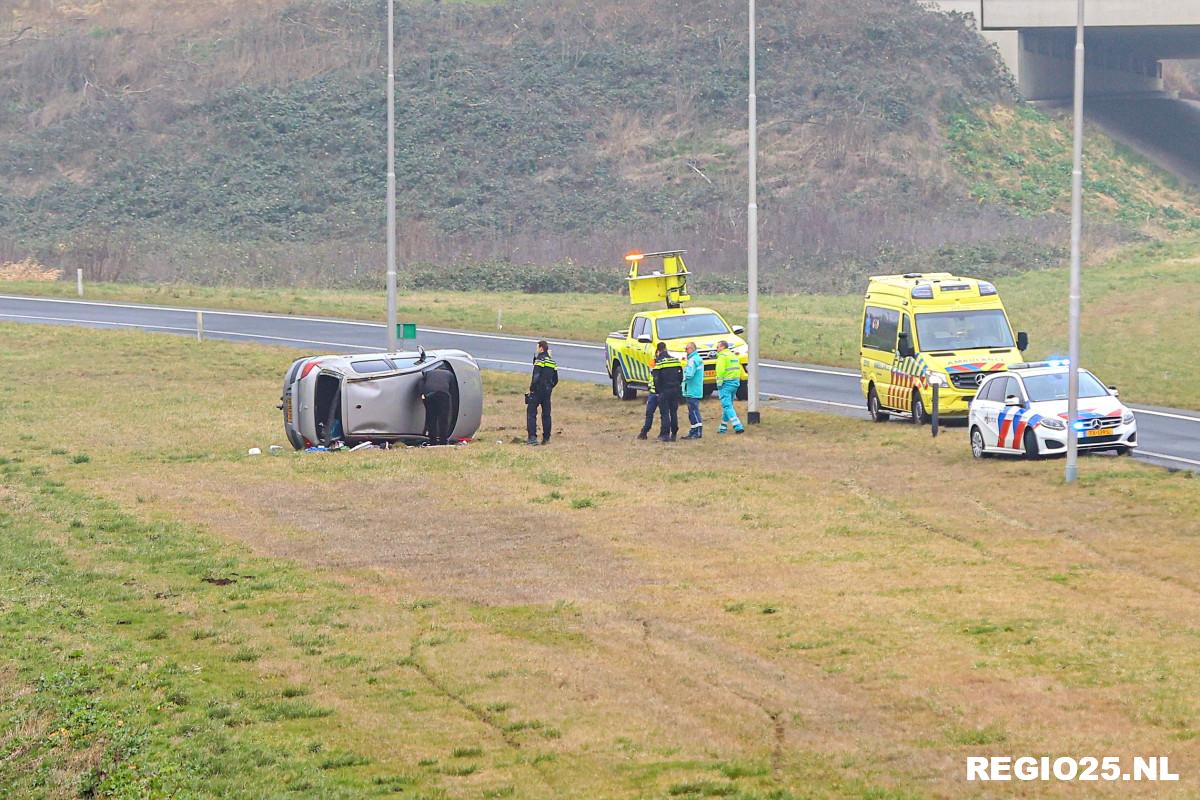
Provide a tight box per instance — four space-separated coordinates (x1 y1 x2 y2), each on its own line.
527 340 558 445
637 354 659 440
420 367 455 445
652 342 684 442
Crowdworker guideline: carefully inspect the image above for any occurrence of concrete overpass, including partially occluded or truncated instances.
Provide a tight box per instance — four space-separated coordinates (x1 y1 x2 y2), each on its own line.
935 1 1200 100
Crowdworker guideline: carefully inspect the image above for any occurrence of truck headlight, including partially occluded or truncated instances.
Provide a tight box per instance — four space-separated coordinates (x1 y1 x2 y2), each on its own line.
667 350 686 359
1122 411 1135 425
927 372 949 388
1039 418 1066 431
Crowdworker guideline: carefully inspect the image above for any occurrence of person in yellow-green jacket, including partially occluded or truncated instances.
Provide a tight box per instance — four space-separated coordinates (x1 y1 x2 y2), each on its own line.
714 340 744 434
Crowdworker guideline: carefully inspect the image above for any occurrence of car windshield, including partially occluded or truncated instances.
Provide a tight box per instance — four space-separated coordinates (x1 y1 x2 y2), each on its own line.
655 313 729 340
915 310 1014 351
1023 371 1110 402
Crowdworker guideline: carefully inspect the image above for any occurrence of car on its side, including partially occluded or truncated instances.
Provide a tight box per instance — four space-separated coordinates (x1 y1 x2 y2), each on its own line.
279 349 483 449
968 362 1137 459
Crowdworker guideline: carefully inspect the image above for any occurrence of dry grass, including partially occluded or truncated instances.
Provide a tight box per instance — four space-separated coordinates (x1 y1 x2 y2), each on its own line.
2 322 1199 797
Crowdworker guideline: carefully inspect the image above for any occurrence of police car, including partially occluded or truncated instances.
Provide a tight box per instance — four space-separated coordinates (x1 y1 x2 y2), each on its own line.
968 362 1137 459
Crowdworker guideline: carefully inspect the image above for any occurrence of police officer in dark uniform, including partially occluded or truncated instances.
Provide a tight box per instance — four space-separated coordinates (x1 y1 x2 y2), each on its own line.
636 354 659 440
651 342 684 442
527 340 558 445
420 366 455 445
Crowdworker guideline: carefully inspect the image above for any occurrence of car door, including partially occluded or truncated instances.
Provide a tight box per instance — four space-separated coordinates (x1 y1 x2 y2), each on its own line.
861 305 901 409
993 376 1024 450
630 316 654 386
974 376 1005 449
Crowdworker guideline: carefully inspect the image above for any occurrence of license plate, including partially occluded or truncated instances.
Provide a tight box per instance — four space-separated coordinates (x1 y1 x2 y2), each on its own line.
285 398 293 424
1084 428 1113 438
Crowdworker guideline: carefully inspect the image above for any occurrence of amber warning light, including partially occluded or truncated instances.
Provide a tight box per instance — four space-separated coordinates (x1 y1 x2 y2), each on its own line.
624 251 645 263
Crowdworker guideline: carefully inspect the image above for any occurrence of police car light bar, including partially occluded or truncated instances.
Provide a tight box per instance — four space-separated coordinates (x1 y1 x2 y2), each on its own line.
1010 359 1071 370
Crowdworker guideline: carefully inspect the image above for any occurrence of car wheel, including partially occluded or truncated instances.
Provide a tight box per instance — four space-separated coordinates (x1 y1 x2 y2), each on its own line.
736 382 748 402
613 363 637 401
1116 445 1134 457
970 426 988 459
867 385 889 423
1023 427 1040 459
911 391 928 425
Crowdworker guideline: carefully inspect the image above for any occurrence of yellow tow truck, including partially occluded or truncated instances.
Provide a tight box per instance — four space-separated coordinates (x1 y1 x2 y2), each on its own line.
604 250 749 400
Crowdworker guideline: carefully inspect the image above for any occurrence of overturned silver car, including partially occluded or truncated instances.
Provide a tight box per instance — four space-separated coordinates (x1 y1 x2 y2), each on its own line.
279 349 483 449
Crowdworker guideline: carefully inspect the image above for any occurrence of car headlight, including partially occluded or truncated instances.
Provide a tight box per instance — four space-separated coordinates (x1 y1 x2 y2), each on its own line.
1122 411 1135 425
667 350 686 359
731 344 749 356
1039 417 1066 431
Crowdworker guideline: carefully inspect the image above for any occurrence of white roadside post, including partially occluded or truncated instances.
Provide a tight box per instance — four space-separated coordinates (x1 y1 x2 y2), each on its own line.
76 268 83 297
746 0 761 424
196 311 204 342
385 0 399 352
1065 0 1086 483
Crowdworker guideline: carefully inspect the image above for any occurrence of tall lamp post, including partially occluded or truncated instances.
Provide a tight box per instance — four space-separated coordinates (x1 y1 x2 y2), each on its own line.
746 0 761 424
1065 0 1085 483
385 0 399 351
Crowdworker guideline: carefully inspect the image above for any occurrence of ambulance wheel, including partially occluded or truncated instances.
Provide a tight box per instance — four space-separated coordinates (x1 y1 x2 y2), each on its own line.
911 391 928 425
613 363 637 401
736 382 748 402
867 386 889 422
1022 428 1041 459
970 426 988 459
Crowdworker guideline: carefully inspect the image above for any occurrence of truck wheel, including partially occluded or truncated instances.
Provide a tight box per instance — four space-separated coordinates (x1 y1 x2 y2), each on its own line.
736 382 748 402
867 385 889 422
613 363 637 401
911 390 928 425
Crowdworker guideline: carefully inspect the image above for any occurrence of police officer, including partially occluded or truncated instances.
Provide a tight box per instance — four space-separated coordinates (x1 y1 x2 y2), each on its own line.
714 340 744 434
652 341 684 442
636 353 660 440
420 366 455 445
527 340 558 445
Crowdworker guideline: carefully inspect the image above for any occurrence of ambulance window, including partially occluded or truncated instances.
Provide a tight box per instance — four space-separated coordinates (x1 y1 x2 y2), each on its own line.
862 306 900 352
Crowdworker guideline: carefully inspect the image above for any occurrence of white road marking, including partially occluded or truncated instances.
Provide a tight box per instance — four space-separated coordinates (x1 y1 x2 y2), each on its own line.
761 362 859 378
761 392 863 411
476 357 606 376
1129 407 1200 423
1137 450 1200 467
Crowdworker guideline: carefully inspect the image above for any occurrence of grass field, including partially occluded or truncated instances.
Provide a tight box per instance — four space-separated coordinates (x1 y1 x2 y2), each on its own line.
1 323 1198 798
5 237 1200 409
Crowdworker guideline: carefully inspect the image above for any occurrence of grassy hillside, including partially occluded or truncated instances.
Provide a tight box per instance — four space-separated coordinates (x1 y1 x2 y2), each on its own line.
2 324 1199 798
2 1 1197 291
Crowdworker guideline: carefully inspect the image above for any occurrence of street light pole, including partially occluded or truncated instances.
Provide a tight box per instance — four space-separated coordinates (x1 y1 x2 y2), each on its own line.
1065 0 1085 483
746 0 761 424
385 0 398 351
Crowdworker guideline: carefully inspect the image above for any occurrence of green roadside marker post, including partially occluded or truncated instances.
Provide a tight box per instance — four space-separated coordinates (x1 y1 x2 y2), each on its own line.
396 323 417 346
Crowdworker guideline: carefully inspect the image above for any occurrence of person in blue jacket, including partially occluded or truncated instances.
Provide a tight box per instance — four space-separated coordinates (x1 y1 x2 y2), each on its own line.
681 341 704 439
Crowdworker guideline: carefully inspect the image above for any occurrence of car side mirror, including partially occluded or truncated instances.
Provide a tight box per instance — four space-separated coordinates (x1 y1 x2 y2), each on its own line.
637 334 653 344
897 332 916 359
1017 331 1029 352
732 325 746 335
1108 385 1119 397
1004 395 1023 407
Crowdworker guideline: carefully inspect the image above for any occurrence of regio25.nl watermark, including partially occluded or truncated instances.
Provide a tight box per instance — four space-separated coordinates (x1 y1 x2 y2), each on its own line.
967 756 1179 783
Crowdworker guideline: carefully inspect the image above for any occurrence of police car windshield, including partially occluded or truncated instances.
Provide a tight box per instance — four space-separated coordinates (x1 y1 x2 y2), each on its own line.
915 310 1013 351
1023 371 1109 402
655 313 729 340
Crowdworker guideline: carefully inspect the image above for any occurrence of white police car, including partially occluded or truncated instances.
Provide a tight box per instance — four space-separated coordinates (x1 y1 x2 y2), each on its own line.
968 362 1137 459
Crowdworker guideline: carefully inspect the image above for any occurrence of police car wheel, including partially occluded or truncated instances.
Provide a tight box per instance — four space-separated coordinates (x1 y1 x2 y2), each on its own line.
735 382 748 402
910 391 928 425
970 426 988 459
867 386 889 422
1022 428 1040 459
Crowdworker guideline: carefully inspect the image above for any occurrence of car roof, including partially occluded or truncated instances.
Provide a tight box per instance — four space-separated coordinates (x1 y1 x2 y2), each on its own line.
308 349 471 372
636 306 720 319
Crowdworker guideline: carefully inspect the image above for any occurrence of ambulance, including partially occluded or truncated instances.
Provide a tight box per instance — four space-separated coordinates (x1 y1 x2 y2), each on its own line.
859 273 1029 422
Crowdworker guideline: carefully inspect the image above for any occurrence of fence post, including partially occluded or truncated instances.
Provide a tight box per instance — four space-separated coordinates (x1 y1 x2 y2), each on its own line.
196 311 204 342
76 269 83 297
931 384 940 438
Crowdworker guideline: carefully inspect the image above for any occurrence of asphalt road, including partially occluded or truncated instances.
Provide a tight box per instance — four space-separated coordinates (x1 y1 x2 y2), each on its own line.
3 294 1198 471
